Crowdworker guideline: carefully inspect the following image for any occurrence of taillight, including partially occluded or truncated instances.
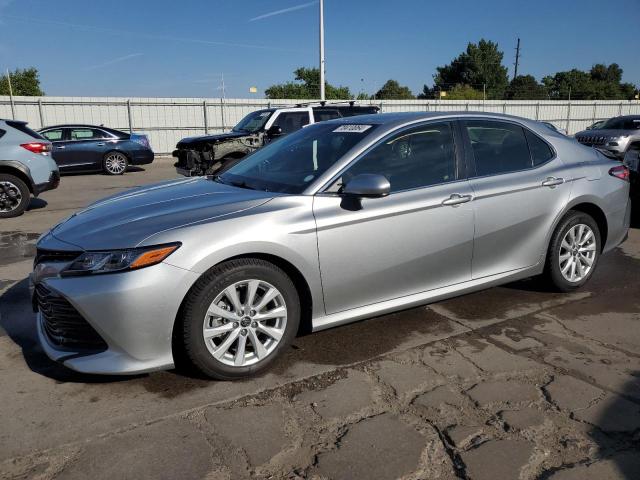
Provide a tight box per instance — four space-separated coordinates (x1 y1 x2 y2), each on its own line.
21 142 52 155
608 165 630 182
131 134 150 148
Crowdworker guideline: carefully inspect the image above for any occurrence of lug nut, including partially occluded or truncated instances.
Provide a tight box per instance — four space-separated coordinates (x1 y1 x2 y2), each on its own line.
251 322 257 328
233 322 239 328
241 328 247 336
250 310 256 316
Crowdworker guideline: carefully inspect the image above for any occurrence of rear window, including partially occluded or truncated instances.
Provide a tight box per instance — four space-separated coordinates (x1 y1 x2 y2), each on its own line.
6 121 45 140
525 130 554 165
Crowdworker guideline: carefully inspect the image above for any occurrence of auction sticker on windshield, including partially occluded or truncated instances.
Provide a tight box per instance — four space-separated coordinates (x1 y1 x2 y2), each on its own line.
333 124 372 133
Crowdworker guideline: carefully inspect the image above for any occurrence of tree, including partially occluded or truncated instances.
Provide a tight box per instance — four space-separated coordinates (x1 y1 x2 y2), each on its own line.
442 84 484 100
505 75 548 100
542 63 637 100
0 67 44 96
373 79 414 99
265 67 351 99
432 39 509 99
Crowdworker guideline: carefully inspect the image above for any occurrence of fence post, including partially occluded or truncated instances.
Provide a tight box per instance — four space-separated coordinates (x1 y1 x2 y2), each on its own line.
126 99 133 134
535 102 540 120
592 102 597 124
618 102 623 116
566 100 572 134
38 98 45 128
379 101 383 113
203 100 209 134
220 98 226 132
502 102 507 114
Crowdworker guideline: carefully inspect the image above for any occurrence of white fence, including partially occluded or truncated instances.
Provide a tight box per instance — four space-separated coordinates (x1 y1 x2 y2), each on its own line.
2 96 639 154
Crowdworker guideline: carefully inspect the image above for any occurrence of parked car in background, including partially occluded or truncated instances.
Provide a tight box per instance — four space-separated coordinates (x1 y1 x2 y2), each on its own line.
587 119 607 130
623 145 639 198
173 101 379 177
33 112 630 379
39 125 154 175
0 119 59 218
575 115 640 159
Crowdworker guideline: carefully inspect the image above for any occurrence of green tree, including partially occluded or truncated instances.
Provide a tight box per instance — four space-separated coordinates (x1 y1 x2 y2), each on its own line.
505 75 548 100
0 67 44 96
265 67 351 99
373 79 414 99
542 63 637 100
432 39 509 99
442 84 484 100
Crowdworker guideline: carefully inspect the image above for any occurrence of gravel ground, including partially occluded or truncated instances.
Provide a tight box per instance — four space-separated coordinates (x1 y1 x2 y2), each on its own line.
1 159 639 480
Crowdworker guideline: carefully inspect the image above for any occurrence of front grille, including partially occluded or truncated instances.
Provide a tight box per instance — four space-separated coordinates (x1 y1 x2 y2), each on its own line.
577 135 608 146
35 283 107 352
34 248 81 266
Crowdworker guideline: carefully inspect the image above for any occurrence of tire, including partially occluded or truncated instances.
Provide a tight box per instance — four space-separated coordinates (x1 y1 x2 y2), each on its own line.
180 258 300 380
543 211 601 292
103 151 128 175
0 174 30 218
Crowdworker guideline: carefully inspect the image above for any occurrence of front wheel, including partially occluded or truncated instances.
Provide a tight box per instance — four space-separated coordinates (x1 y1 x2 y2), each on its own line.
180 259 300 380
543 211 601 292
0 174 30 218
103 151 128 175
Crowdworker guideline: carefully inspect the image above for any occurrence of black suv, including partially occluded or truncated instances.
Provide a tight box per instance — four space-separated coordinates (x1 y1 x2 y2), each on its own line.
173 102 379 176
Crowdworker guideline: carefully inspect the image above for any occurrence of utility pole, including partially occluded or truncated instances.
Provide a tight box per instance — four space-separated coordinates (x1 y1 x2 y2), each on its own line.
6 69 16 120
513 38 521 80
319 0 325 101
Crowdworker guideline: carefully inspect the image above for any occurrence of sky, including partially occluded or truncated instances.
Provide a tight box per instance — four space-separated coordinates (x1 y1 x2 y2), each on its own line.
0 0 638 98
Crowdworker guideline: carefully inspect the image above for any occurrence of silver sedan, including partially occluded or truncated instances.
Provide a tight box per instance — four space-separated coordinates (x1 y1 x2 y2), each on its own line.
32 112 631 379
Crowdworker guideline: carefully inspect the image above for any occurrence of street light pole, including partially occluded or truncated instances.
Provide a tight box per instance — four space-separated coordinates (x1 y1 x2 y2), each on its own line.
319 0 325 101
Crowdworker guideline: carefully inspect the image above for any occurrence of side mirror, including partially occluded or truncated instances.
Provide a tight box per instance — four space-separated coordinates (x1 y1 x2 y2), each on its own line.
343 174 390 198
266 125 283 137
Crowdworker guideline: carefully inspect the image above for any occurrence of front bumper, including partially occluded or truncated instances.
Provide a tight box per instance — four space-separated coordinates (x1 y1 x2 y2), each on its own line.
34 262 199 375
34 170 60 195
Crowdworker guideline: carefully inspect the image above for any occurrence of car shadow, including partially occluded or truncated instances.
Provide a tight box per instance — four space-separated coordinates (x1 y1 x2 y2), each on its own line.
27 198 48 211
0 278 143 384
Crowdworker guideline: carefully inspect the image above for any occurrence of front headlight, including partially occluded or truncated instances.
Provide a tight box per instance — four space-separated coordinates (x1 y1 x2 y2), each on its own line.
62 243 180 276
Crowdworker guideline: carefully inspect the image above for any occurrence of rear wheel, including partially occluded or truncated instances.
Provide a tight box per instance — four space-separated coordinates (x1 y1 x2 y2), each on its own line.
0 174 30 218
180 259 300 380
543 211 601 291
103 151 128 175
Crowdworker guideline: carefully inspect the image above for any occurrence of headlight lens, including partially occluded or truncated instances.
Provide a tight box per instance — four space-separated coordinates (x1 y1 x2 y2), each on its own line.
62 243 180 276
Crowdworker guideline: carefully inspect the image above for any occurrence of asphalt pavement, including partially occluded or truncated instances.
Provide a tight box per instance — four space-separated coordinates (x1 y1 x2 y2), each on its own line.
1 159 639 480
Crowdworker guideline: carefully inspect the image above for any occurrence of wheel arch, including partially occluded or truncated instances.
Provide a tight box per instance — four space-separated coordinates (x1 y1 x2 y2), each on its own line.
0 163 35 193
547 198 609 257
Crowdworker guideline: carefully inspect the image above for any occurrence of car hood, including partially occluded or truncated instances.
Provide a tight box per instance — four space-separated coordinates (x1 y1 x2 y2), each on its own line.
177 131 250 147
45 177 275 250
575 129 634 138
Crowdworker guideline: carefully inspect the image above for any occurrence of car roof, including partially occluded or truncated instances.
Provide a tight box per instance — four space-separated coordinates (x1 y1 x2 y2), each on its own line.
39 124 127 135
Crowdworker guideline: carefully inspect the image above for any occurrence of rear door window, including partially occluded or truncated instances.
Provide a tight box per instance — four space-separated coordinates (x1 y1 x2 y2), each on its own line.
273 112 311 134
525 130 554 166
69 128 110 140
463 120 532 176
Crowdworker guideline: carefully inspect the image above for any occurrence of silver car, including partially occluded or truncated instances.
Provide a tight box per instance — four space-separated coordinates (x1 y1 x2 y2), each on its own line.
32 112 631 379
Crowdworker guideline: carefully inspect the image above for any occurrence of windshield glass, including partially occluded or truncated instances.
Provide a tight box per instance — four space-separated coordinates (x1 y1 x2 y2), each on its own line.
232 110 273 133
600 117 640 130
219 122 377 194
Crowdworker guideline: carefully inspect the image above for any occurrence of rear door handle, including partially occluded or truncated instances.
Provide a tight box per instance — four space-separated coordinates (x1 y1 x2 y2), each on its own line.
96 143 105 146
442 194 473 206
542 176 565 188
56 145 66 149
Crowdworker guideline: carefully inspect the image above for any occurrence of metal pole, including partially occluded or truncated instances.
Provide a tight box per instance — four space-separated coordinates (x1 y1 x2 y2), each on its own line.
126 99 133 133
592 102 597 124
566 98 572 134
203 100 209 134
6 69 16 120
319 0 325 101
535 102 540 120
38 98 44 127
220 97 226 132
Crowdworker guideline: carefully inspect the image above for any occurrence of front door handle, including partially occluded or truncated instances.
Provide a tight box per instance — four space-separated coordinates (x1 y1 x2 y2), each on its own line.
56 145 66 149
96 143 105 146
542 176 564 188
442 194 473 206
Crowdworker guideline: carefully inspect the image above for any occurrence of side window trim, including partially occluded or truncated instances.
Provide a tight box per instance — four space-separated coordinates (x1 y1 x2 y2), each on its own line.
319 120 466 195
461 118 558 180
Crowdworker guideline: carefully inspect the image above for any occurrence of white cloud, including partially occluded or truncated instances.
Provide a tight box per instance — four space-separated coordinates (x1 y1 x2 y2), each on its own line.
249 1 317 22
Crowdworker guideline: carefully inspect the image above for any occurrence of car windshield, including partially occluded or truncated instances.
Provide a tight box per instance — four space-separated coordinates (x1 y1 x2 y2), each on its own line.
232 110 274 133
600 117 640 130
218 122 377 194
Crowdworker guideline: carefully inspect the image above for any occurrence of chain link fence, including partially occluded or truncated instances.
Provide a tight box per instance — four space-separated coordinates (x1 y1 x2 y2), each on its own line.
2 96 639 154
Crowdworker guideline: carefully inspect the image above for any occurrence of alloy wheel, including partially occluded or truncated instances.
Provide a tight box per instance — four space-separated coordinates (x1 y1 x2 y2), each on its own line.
104 153 127 174
202 279 288 367
0 181 23 213
559 223 596 282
